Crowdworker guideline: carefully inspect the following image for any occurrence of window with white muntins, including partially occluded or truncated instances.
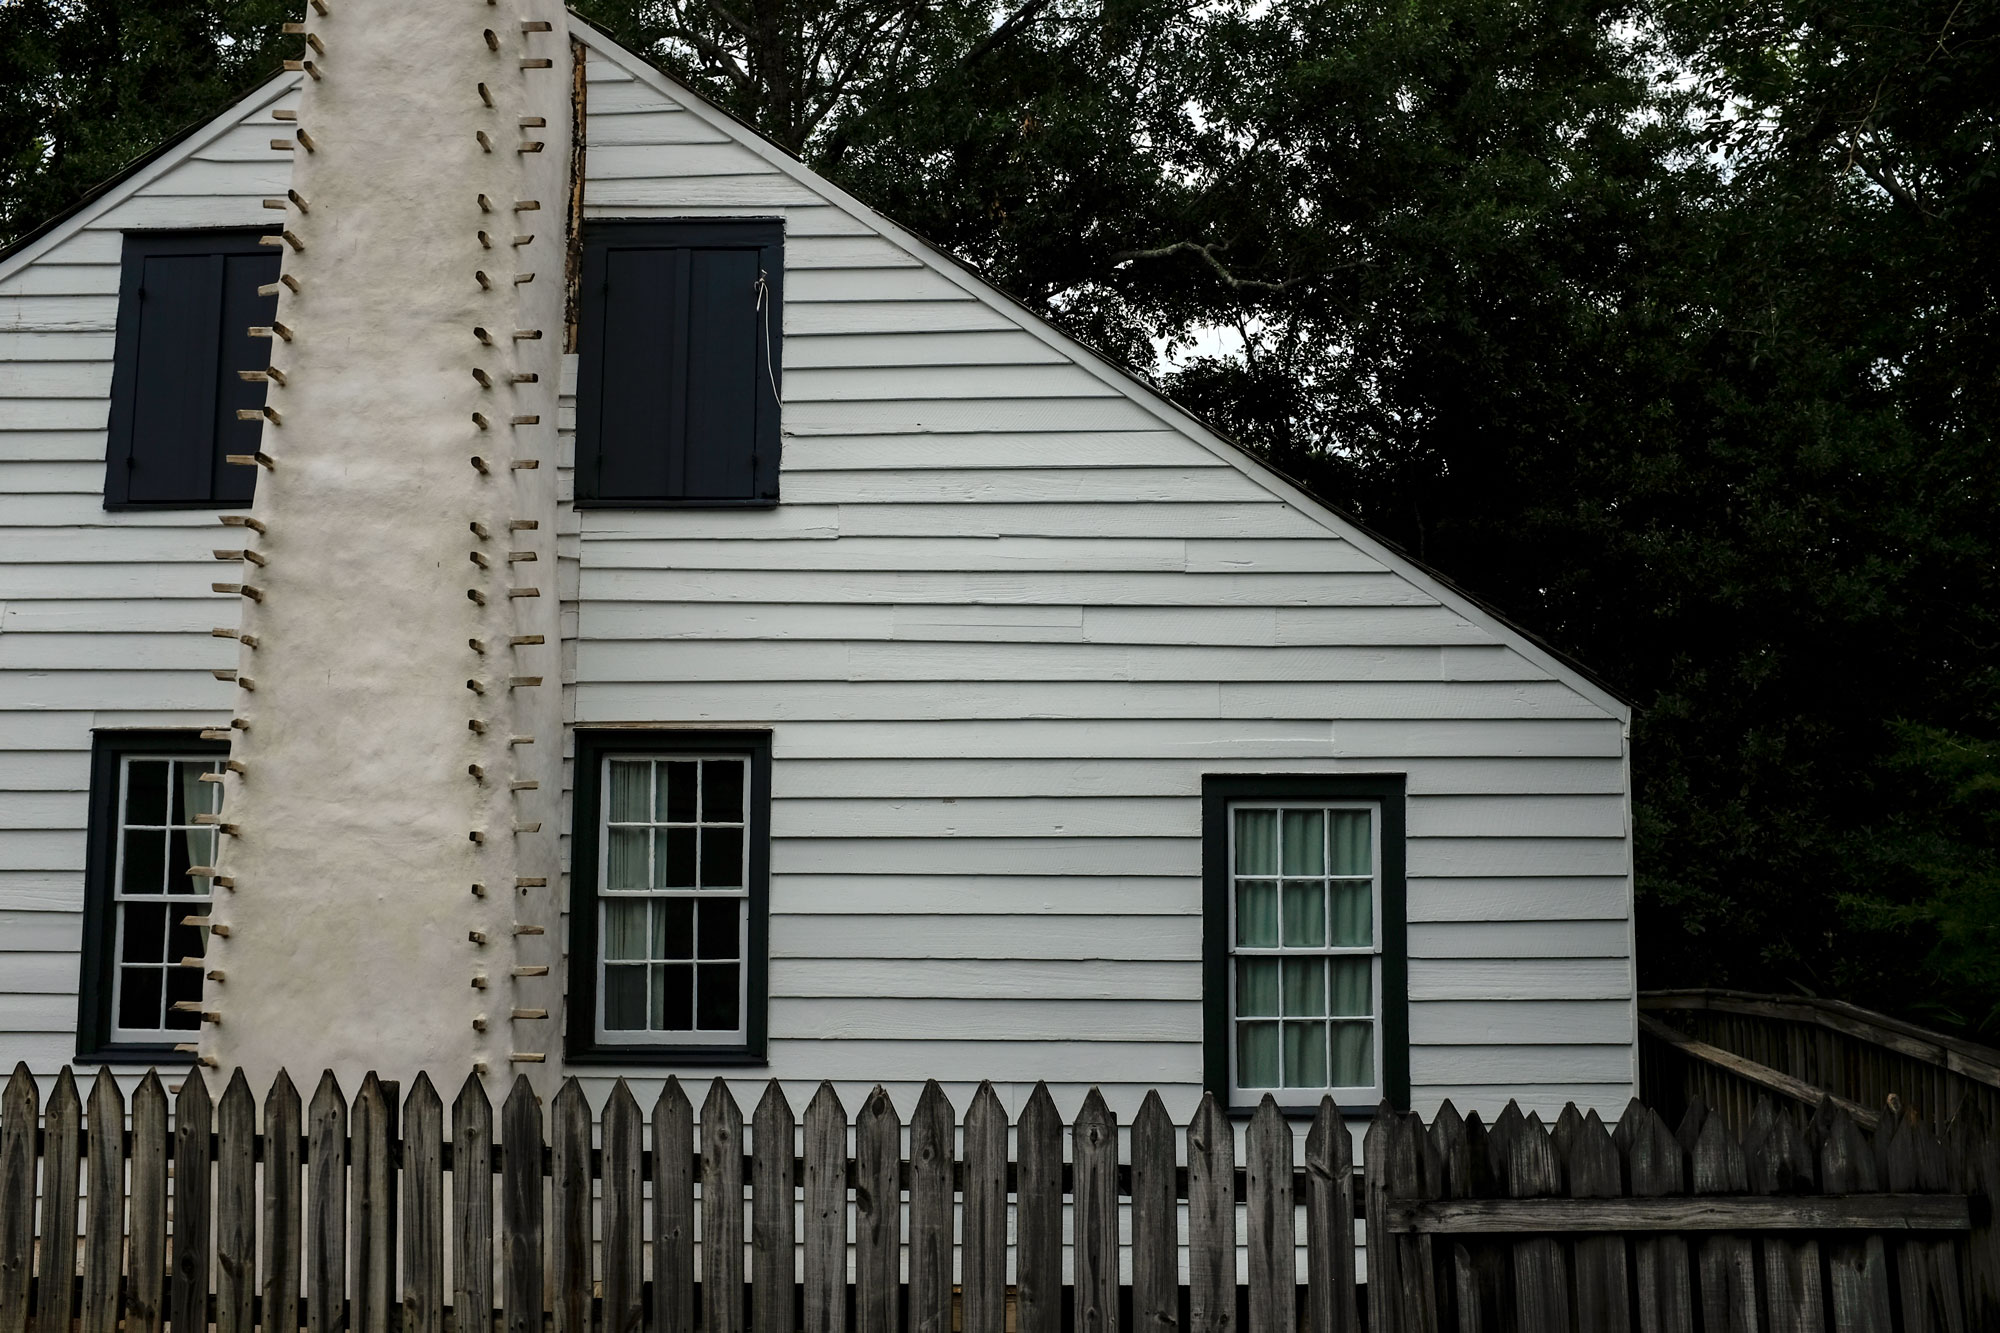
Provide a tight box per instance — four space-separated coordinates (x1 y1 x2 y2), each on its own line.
1229 802 1383 1102
597 754 749 1044
111 755 222 1040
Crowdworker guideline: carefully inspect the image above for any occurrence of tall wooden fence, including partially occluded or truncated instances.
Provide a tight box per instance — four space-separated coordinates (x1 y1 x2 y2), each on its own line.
2 1064 1998 1333
1641 989 2000 1136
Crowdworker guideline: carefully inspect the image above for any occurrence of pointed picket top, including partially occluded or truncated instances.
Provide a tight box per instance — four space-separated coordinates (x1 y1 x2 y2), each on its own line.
554 1076 589 1125
219 1067 254 1121
309 1068 346 1124
2 1062 35 1120
857 1082 897 1130
1743 1096 1779 1158
655 1073 692 1125
606 1076 641 1125
1691 1106 1747 1193
1429 1100 1470 1198
967 1079 1003 1131
87 1066 123 1123
1076 1086 1114 1144
1551 1101 1585 1162
1506 1109 1560 1198
134 1067 167 1115
1190 1090 1233 1170
1613 1096 1647 1157
1567 1109 1621 1198
915 1078 954 1132
1885 1110 1949 1191
805 1078 844 1123
177 1063 214 1117
1487 1098 1526 1191
1749 1107 1815 1194
1134 1088 1173 1147
49 1064 79 1113
702 1075 742 1132
454 1068 490 1116
1627 1108 1685 1196
354 1069 388 1120
1673 1096 1708 1155
404 1070 441 1124
267 1066 299 1111
1306 1095 1352 1178
503 1073 540 1124
754 1077 791 1129
1020 1080 1058 1133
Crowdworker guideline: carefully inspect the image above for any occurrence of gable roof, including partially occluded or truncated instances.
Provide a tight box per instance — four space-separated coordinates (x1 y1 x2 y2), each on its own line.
0 18 1630 722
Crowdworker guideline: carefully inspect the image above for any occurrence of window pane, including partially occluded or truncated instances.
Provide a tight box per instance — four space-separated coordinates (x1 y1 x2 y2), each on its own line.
1329 957 1372 1017
605 828 648 889
1281 881 1325 947
122 903 167 963
1329 880 1373 946
603 966 647 1030
168 914 207 962
1284 1021 1329 1088
697 900 740 960
1235 882 1278 947
700 826 743 888
608 761 650 822
1236 959 1279 1017
604 902 647 961
174 763 216 822
658 828 697 887
662 761 698 822
656 963 694 1030
126 761 169 826
122 829 166 895
696 964 740 1030
118 968 162 1030
164 966 202 1029
1282 958 1326 1016
1331 1022 1374 1087
1237 1021 1279 1088
1329 810 1370 876
654 900 694 959
703 759 745 820
168 827 213 894
1281 809 1323 875
1234 809 1277 875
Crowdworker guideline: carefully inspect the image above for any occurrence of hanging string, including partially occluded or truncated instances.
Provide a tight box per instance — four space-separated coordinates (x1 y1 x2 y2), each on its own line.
754 269 781 405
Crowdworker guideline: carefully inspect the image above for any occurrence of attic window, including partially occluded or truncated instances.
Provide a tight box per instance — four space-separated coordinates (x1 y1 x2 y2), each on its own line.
103 231 280 509
575 219 783 507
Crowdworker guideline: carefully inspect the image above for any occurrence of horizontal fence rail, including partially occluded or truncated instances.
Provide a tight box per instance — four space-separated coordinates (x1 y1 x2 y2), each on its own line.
1 1065 1998 1333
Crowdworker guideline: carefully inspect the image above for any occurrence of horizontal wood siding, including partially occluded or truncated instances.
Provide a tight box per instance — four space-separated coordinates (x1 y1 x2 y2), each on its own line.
560 43 1634 1121
0 33 1634 1120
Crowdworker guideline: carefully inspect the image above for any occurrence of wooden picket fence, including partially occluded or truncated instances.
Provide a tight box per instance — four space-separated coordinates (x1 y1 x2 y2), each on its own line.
2 1064 1999 1333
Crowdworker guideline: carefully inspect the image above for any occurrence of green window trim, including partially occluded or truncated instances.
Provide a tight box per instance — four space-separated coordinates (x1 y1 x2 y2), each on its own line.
566 729 772 1066
1203 773 1409 1113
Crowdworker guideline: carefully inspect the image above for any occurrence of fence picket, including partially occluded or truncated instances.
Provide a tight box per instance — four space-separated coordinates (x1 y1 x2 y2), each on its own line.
963 1083 1008 1333
752 1082 797 1333
173 1075 214 1333
131 1072 170 1333
802 1083 847 1333
1364 1107 1398 1333
1748 1111 1824 1333
602 1082 644 1333
1690 1109 1758 1333
552 1079 592 1333
1950 1118 2000 1329
402 1075 445 1333
1305 1096 1359 1333
265 1072 302 1333
216 1071 257 1333
1569 1109 1633 1333
39 1069 81 1331
702 1080 747 1333
1499 1106 1566 1333
910 1082 956 1333
1390 1113 1439 1333
350 1074 394 1333
501 1077 544 1333
1015 1084 1062 1333
1427 1104 1484 1333
1884 1116 1966 1333
653 1079 695 1333
0 1066 31 1333
1189 1092 1236 1333
1074 1089 1119 1333
1818 1106 1892 1333
1245 1096 1294 1333
453 1074 495 1333
1625 1105 1694 1333
81 1070 125 1333
854 1086 901 1333
1131 1091 1179 1333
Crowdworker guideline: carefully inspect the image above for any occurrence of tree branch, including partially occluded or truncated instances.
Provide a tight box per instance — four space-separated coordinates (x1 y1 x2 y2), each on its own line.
1111 239 1312 293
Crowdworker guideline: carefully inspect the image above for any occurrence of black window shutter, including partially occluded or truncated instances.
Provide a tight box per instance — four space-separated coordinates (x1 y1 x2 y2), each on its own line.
105 232 278 508
578 219 782 507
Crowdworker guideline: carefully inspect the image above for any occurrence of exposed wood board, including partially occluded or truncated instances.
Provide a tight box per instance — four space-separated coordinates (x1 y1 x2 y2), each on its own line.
755 1039 1201 1083
0 914 76 952
0 790 90 829
1406 793 1628 838
579 506 842 539
781 237 927 270
133 158 289 194
0 992 77 1031
581 602 894 641
583 113 732 146
768 795 1202 839
1335 719 1626 758
1409 836 1628 877
0 951 77 993
0 828 87 871
588 175 828 208
2 562 249 597
1407 959 1633 1001
586 142 793 179
580 568 1439 606
87 196 275 230
0 399 109 431
786 266 1016 305
0 713 92 748
9 232 123 265
0 874 83 913
0 431 107 462
0 264 120 298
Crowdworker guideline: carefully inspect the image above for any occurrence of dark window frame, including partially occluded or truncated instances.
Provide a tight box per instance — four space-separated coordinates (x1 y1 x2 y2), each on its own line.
1202 773 1410 1114
102 228 278 510
566 728 773 1066
76 729 227 1064
575 217 784 509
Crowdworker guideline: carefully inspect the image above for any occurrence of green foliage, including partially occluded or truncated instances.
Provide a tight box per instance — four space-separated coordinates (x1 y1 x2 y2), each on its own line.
4 0 1996 1032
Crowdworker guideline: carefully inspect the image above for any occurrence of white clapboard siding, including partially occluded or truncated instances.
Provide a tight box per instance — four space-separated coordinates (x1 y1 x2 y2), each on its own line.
0 21 1635 1127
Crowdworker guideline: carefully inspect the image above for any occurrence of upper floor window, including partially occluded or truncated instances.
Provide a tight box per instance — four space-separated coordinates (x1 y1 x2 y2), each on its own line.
575 219 783 508
77 731 226 1061
103 231 278 508
1203 774 1409 1111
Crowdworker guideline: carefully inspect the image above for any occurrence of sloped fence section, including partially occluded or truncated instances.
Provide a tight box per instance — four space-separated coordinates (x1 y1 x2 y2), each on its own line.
1 1065 1998 1333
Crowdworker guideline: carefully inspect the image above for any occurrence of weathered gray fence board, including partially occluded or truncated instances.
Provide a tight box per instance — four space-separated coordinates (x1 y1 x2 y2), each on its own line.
1246 1097 1295 1333
1820 1108 1894 1333
1188 1092 1236 1333
1691 1110 1759 1333
1015 1084 1062 1333
130 1072 169 1333
1131 1091 1179 1333
752 1082 797 1333
500 1077 544 1333
38 1069 80 1331
1073 1089 1119 1333
453 1074 495 1333
1306 1097 1361 1333
802 1082 847 1333
215 1071 257 1333
402 1075 445 1333
1626 1104 1695 1333
171 1075 213 1333
266 1071 303 1333
910 1082 956 1333
81 1070 124 1333
703 1080 747 1333
854 1086 901 1333
963 1083 1008 1333
653 1079 695 1333
0 1067 32 1333
350 1074 393 1333
552 1080 592 1333
602 1081 645 1333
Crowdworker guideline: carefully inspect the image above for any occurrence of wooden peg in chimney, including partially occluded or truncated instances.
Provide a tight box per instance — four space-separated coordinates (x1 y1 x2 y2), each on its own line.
470 551 491 570
478 83 495 107
469 763 487 780
518 141 544 154
522 19 553 31
274 109 298 122
512 272 535 285
506 551 536 562
511 780 539 791
509 372 539 384
467 718 488 733
510 459 539 470
483 29 500 51
472 883 488 898
265 366 289 386
469 831 487 845
289 189 310 212
472 368 493 388
472 413 491 431
469 457 491 476
520 117 547 128
509 519 539 530
476 130 494 154
510 414 540 425
473 326 495 345
509 634 545 645
514 200 540 212
521 58 553 69
296 129 317 152
470 521 492 539
508 587 540 599
478 194 495 213
311 0 329 14
466 679 487 695
511 236 534 248
467 588 488 606
283 60 322 81
477 231 493 250
469 638 488 654
513 329 542 340
475 271 493 290
224 453 276 470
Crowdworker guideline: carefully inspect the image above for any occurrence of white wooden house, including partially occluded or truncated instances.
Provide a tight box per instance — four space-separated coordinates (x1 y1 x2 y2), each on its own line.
0 15 1635 1126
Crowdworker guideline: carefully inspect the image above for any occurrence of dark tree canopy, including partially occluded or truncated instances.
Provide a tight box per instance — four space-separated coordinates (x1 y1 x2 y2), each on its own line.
6 0 1997 1031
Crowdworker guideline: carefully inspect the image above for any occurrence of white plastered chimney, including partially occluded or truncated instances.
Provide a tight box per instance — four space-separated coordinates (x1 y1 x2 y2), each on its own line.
200 0 575 1095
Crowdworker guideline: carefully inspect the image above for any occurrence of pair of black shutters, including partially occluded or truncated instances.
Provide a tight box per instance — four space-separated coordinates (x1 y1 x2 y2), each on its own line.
103 231 279 507
103 220 782 509
576 220 783 506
